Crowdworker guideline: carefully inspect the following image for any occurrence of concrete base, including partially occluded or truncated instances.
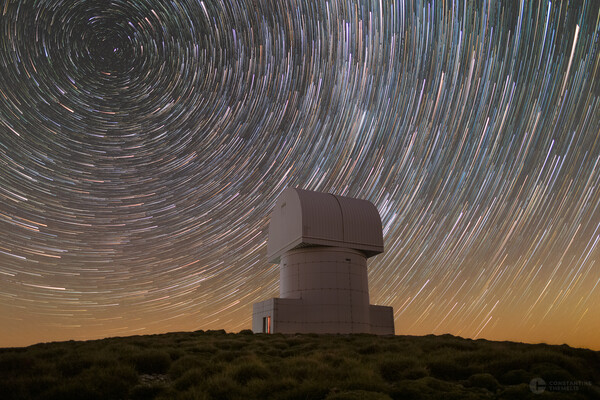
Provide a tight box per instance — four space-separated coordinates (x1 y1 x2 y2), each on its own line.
369 305 395 335
252 298 395 335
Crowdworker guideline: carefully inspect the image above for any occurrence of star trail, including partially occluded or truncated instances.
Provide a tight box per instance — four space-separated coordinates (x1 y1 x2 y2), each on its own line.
1 0 599 349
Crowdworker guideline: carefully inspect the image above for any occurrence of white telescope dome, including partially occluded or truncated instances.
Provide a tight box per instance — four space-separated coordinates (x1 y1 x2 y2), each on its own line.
253 188 394 335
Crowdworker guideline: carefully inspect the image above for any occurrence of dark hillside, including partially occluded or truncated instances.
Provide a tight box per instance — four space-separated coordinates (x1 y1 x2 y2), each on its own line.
1 331 598 399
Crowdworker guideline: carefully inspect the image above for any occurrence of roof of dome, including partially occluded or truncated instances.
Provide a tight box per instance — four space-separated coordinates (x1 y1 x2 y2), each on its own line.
267 188 384 262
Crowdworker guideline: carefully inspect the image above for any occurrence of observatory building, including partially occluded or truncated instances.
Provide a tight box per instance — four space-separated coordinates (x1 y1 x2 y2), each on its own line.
252 188 394 335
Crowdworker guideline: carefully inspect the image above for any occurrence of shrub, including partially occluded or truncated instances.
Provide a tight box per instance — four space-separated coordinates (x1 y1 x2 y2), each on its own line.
579 384 600 399
1 375 57 400
466 373 500 392
174 387 212 400
174 369 207 391
413 377 484 399
272 379 331 400
499 369 533 385
280 356 323 382
75 364 139 399
421 335 478 353
0 353 36 376
530 362 573 382
129 384 169 400
389 379 434 400
335 362 389 393
214 339 247 350
245 376 296 399
230 360 270 384
205 329 226 335
358 344 383 355
203 375 242 400
426 358 473 380
211 349 250 363
325 389 392 400
486 354 527 377
522 348 583 375
496 383 532 400
319 351 346 368
57 355 93 377
402 366 429 380
166 347 185 361
191 344 218 355
378 356 423 382
40 381 102 400
169 355 207 380
132 350 172 374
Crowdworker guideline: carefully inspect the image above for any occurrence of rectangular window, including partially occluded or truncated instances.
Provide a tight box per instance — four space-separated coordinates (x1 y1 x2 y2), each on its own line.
262 317 267 333
267 316 271 334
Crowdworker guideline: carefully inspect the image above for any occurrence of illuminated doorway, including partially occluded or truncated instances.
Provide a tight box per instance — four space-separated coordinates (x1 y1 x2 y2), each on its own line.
262 316 271 333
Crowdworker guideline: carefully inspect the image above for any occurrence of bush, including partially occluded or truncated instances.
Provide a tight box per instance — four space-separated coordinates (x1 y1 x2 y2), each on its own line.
0 375 57 400
273 379 331 400
496 383 532 400
84 365 139 399
205 329 226 335
338 364 389 394
191 344 218 355
389 379 434 400
174 369 207 391
129 384 169 400
0 353 36 376
279 356 324 382
486 356 527 377
358 344 383 355
522 348 583 375
57 356 94 377
426 358 473 380
378 356 423 382
166 347 185 361
41 381 102 400
169 356 207 380
173 387 212 400
530 362 573 382
230 360 270 384
466 373 500 392
399 366 428 380
245 376 296 399
132 350 172 374
326 389 393 400
499 369 533 385
203 375 241 400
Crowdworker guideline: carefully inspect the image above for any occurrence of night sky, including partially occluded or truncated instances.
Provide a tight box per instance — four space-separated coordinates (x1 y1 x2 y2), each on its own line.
1 0 599 350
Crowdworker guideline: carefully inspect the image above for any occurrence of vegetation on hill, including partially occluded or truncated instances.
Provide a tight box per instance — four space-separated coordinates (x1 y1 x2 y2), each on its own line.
0 330 598 399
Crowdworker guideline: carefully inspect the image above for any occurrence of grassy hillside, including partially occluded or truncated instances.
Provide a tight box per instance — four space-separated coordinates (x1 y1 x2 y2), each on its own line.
1 330 598 399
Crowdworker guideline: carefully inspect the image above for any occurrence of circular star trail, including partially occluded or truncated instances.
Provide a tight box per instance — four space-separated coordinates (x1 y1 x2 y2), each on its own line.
1 0 599 349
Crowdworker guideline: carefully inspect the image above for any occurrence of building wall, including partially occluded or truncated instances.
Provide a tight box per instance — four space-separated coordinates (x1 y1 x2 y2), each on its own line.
279 246 371 333
252 297 304 334
252 298 275 333
369 305 395 335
